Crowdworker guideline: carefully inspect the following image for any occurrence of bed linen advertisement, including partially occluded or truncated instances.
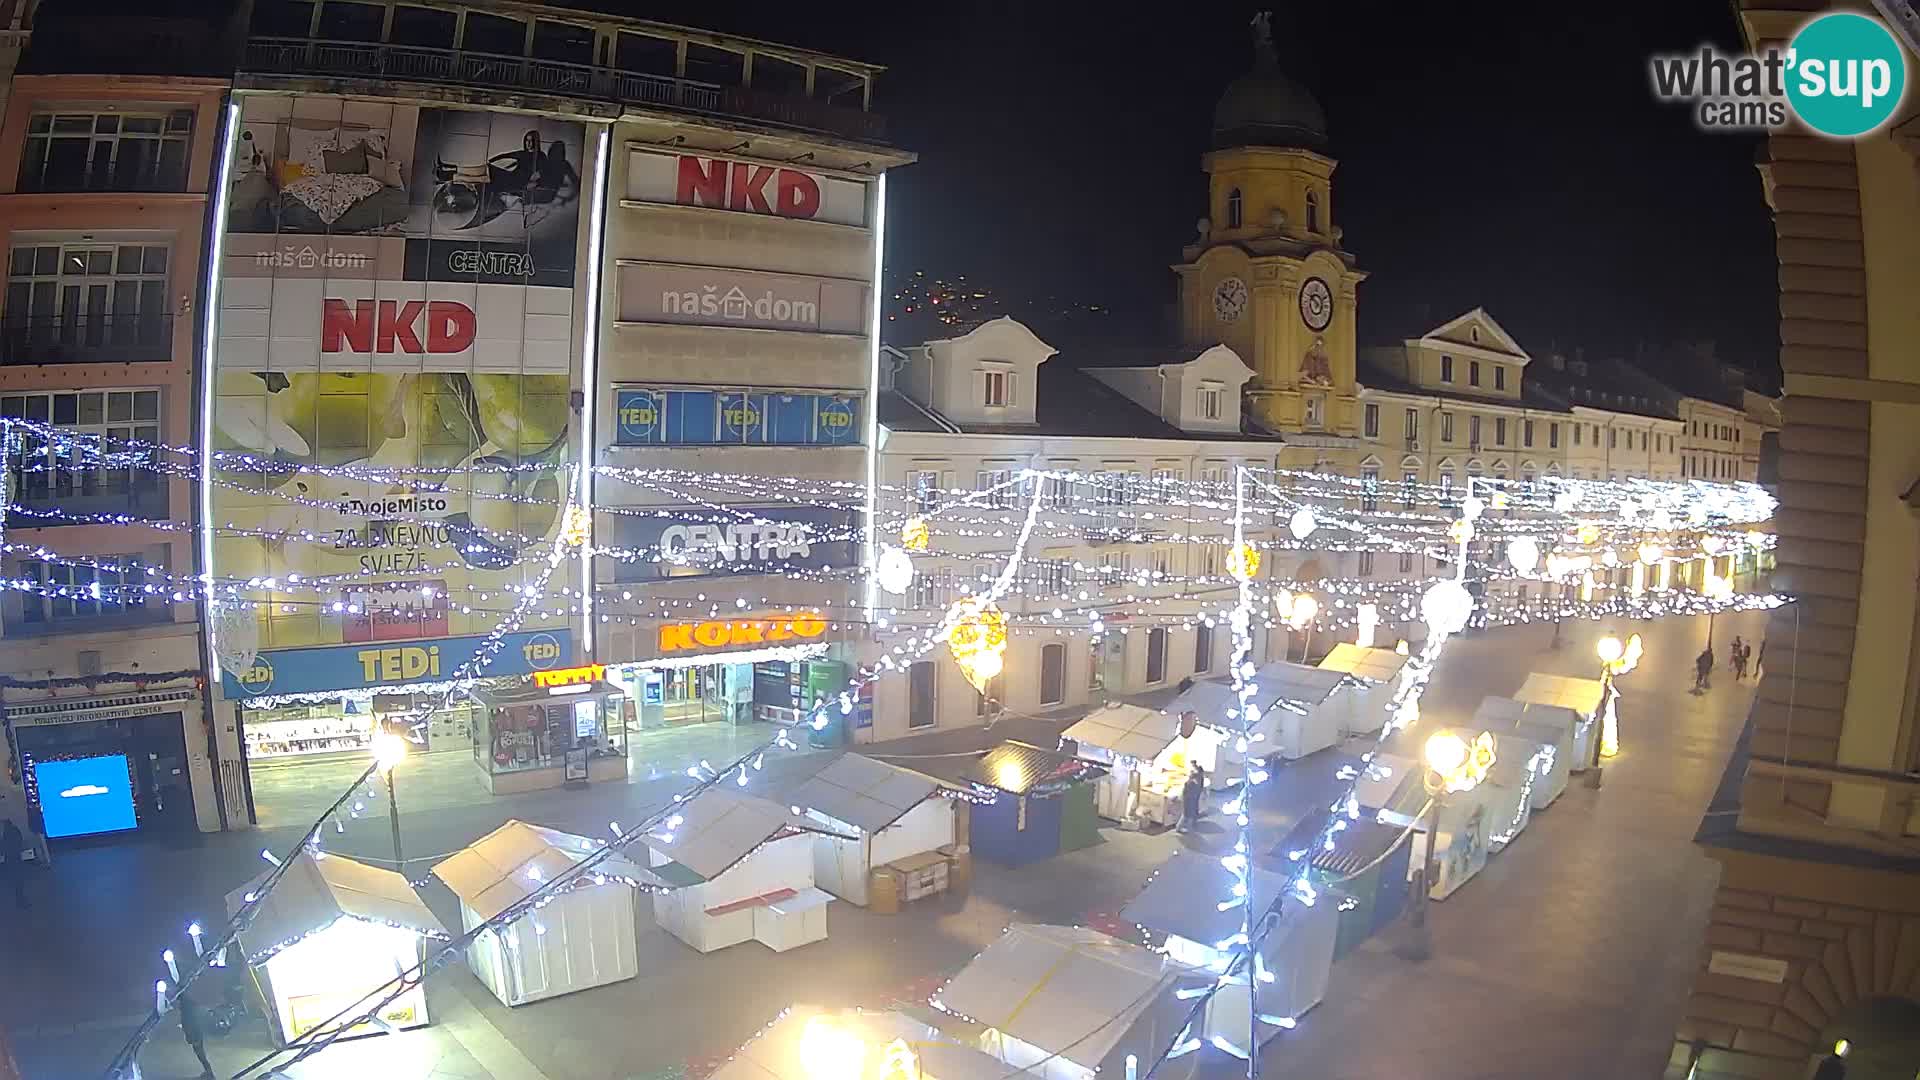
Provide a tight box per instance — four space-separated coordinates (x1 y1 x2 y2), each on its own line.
213 94 587 684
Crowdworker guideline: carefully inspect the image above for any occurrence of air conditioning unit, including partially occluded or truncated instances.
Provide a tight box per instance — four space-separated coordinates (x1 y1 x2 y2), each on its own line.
78 650 103 677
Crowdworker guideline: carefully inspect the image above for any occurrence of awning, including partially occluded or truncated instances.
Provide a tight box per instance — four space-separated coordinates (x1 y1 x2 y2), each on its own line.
637 788 846 883
1473 696 1583 743
1317 644 1408 683
432 820 653 921
228 851 445 963
965 741 1107 796
1061 703 1185 762
1512 673 1605 717
1121 849 1286 945
788 754 941 835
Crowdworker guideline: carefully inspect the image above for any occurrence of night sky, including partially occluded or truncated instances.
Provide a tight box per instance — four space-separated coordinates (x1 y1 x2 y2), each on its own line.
663 0 1780 375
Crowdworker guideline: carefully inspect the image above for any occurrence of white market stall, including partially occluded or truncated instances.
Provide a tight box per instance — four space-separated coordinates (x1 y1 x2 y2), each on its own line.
1512 673 1606 771
710 1006 1009 1080
1346 750 1494 901
431 820 646 1007
933 923 1209 1080
643 788 850 954
1316 644 1411 736
1251 662 1353 761
1120 850 1336 1046
1482 753 1534 852
789 753 959 908
1472 696 1577 808
1061 702 1225 825
227 850 446 1047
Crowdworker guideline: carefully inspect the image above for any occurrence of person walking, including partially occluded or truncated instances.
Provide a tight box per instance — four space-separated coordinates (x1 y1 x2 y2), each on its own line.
1729 637 1745 680
177 989 216 1080
1 818 28 911
1694 645 1715 694
1179 764 1207 833
1754 638 1767 680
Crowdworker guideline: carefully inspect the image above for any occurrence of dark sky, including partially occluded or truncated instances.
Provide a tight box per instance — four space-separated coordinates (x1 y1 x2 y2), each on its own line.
668 0 1779 374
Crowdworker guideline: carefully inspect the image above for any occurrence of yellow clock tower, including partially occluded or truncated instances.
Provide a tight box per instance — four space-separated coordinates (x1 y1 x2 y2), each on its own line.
1173 13 1366 458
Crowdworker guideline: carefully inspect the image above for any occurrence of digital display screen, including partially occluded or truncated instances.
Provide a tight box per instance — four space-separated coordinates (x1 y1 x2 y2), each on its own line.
35 755 138 838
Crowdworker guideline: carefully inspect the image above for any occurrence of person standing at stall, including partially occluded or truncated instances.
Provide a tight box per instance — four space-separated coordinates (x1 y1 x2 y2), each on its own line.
1179 764 1207 833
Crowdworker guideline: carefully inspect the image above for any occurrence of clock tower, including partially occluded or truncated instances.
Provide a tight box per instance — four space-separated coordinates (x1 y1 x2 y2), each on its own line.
1173 13 1365 446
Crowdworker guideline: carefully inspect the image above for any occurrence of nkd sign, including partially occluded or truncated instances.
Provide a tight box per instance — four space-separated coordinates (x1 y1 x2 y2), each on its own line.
627 150 870 228
618 262 867 335
323 298 476 354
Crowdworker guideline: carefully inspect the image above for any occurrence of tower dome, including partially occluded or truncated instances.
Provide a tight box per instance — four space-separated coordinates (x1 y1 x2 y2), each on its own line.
1211 12 1327 152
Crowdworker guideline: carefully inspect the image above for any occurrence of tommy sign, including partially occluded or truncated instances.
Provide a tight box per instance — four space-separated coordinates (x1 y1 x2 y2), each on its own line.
618 262 868 335
626 150 870 227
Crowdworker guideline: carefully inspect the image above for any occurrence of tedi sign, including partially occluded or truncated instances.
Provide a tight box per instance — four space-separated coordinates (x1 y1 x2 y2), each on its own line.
322 298 478 354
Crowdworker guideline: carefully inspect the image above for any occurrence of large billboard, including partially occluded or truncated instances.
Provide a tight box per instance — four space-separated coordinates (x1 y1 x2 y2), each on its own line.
212 95 587 669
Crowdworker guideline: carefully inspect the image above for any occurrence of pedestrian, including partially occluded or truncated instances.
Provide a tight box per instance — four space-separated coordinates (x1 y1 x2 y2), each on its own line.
1754 638 1767 680
1179 764 1207 832
1812 1038 1850 1080
1 818 28 911
1739 641 1753 681
1730 636 1745 679
177 988 217 1080
1694 645 1714 693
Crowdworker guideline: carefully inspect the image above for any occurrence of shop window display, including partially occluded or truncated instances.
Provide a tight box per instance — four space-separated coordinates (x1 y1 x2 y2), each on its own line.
471 681 627 785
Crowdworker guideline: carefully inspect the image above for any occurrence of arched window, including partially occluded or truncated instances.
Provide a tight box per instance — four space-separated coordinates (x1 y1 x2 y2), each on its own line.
1305 190 1320 233
1226 188 1243 229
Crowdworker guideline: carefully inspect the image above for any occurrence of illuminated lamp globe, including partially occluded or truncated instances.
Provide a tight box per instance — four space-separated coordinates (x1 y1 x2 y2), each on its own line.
1552 488 1578 513
1601 548 1620 567
1649 507 1674 531
1701 535 1726 555
1637 542 1663 566
873 546 914 595
1506 536 1541 574
1421 579 1473 637
798 1017 866 1080
1288 508 1317 540
1746 530 1767 550
1289 594 1318 624
372 731 409 772
1462 495 1485 521
1597 636 1625 665
1423 731 1469 780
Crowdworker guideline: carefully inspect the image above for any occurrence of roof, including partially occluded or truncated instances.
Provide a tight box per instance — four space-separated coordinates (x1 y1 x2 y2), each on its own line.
1211 21 1327 152
1162 677 1241 724
1528 353 1683 421
933 924 1204 1073
1512 673 1605 717
433 820 652 921
1252 661 1348 707
966 740 1108 795
710 1007 1008 1080
1307 817 1411 877
1349 752 1424 818
875 389 954 434
1317 644 1407 683
228 851 445 962
1472 695 1583 741
1062 702 1185 762
1121 849 1286 945
1358 359 1572 415
638 789 839 883
788 754 941 834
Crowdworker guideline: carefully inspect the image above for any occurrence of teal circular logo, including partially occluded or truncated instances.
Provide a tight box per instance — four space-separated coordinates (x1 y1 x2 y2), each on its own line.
1786 13 1907 137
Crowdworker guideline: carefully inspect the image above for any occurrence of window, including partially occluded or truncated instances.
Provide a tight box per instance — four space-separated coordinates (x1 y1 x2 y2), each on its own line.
1361 465 1380 512
908 470 942 514
1495 366 1507 391
1469 360 1482 387
1098 550 1130 579
14 549 167 631
908 661 937 729
910 567 952 611
1440 412 1454 443
1439 469 1454 493
974 672 1004 718
1150 468 1181 500
1303 395 1324 429
982 369 1011 407
1440 355 1455 383
1573 424 1582 446
1404 408 1419 443
1043 474 1073 511
1036 559 1072 595
611 387 861 447
1363 403 1380 438
4 390 164 521
1305 190 1320 233
1198 544 1222 579
1549 423 1560 449
1494 417 1507 446
1197 383 1223 421
1150 546 1173 578
1523 419 1534 448
1469 415 1482 447
1194 624 1214 674
1609 429 1617 449
1087 641 1105 691
1593 425 1600 445
1040 643 1067 705
6 243 172 362
1399 550 1414 573
1146 627 1169 684
1470 327 1481 343
1402 471 1417 509
18 110 195 193
976 469 1015 510
1358 550 1375 577
1226 188 1243 229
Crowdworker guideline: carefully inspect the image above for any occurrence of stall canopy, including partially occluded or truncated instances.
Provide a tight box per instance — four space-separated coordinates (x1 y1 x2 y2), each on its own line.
1349 752 1427 826
1062 703 1182 763
1253 662 1352 760
1162 679 1238 728
433 820 654 921
1121 849 1285 952
966 741 1107 796
641 788 848 883
711 1006 1008 1080
1472 696 1577 808
230 850 446 962
933 923 1207 1078
1512 673 1605 717
1318 644 1408 684
788 754 941 835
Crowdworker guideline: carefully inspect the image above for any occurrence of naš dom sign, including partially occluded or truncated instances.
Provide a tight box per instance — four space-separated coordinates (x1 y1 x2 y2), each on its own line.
657 612 829 653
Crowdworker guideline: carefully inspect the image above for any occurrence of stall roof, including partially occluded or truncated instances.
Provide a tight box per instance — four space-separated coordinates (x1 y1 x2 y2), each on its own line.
1512 673 1606 716
1061 702 1184 762
711 1006 1008 1080
1474 695 1584 740
1305 817 1411 878
1121 849 1287 946
966 740 1108 795
1162 677 1239 724
433 820 653 922
639 788 841 883
1254 661 1349 707
1350 752 1424 818
228 851 445 962
933 924 1204 1073
788 753 941 835
1318 644 1409 683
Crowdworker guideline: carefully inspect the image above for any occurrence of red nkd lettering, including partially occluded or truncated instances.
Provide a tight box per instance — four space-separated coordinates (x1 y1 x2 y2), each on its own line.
728 162 777 214
672 155 824 221
676 155 727 208
322 299 476 354
776 169 821 219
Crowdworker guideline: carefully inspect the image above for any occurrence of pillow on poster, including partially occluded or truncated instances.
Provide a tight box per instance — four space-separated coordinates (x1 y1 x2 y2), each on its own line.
366 151 405 189
287 125 340 170
322 143 369 176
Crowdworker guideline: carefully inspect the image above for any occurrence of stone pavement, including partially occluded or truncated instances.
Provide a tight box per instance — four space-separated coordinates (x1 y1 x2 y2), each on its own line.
0 611 1768 1080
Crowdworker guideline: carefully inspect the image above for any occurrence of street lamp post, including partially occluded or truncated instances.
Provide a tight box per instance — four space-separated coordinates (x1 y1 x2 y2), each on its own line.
1587 634 1641 789
372 728 409 873
1405 730 1495 963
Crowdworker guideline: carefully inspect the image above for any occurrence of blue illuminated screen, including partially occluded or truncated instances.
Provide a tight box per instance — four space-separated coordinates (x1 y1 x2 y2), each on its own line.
35 755 138 838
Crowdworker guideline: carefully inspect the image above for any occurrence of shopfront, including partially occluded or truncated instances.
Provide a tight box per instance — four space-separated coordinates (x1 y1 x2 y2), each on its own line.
3 688 202 843
469 663 630 794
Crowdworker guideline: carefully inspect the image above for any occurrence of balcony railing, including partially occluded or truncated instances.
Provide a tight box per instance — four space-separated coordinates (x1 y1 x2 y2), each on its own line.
0 314 174 366
242 38 887 143
6 483 170 527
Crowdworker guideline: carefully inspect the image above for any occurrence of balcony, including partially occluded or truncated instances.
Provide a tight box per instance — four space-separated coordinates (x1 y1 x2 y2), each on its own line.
241 38 888 144
6 482 170 528
0 315 174 366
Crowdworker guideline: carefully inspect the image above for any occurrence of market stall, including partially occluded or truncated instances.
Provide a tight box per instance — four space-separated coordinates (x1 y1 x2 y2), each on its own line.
932 923 1209 1080
1346 749 1492 901
1316 644 1410 736
642 788 849 953
227 850 446 1047
1472 696 1576 808
1303 817 1413 960
789 753 961 909
710 1006 1009 1080
1482 752 1535 852
1511 673 1606 771
962 742 1106 867
1255 662 1354 760
1061 703 1224 825
431 820 647 1007
1121 850 1336 1046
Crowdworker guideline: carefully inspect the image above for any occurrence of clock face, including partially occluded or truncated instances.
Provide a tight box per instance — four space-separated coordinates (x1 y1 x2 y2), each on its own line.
1299 277 1334 332
1212 277 1249 324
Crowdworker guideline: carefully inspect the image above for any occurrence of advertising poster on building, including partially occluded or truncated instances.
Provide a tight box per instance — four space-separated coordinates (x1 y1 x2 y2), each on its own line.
212 94 587 661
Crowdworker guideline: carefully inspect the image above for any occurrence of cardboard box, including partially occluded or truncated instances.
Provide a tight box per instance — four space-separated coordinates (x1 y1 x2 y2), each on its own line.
868 866 900 914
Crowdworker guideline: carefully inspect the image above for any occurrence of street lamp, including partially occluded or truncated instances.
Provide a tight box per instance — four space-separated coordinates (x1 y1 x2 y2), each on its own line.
1587 634 1641 788
1406 730 1495 962
372 727 409 872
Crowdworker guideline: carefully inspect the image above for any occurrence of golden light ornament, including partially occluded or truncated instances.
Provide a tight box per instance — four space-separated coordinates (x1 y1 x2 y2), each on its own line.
1490 491 1510 510
1423 731 1468 779
1228 543 1262 581
1637 541 1664 566
1425 730 1496 793
881 1038 921 1080
900 517 930 552
1447 518 1474 546
1576 523 1601 545
946 596 1008 694
798 1016 866 1080
558 503 592 548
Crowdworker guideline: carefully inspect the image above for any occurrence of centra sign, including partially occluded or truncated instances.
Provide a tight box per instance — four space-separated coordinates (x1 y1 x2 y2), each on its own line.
658 613 829 653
